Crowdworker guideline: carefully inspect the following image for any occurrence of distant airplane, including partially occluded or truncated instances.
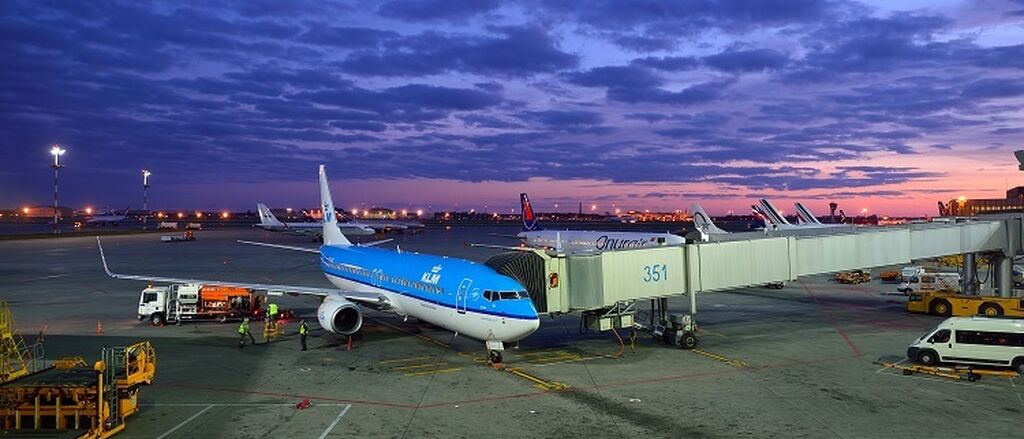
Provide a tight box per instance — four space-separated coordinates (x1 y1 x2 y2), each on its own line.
101 166 539 364
86 207 131 226
755 199 849 231
692 204 728 238
340 213 425 234
256 203 375 238
793 202 847 228
474 193 685 254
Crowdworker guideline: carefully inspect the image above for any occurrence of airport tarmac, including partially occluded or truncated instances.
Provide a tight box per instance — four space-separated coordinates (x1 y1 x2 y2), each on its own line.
2 228 1022 438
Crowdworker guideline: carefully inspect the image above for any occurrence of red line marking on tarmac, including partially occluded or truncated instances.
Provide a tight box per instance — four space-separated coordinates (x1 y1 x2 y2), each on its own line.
799 280 863 358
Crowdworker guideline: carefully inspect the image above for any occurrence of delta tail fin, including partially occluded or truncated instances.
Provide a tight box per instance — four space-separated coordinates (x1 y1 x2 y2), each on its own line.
520 193 542 232
692 204 727 235
794 202 823 225
319 165 351 247
257 203 284 227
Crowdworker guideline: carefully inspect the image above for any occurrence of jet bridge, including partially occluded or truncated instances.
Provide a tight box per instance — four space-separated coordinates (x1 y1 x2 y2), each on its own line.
487 216 1024 334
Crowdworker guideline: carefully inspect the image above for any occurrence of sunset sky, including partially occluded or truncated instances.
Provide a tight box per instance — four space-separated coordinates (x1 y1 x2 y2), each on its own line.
2 0 1023 216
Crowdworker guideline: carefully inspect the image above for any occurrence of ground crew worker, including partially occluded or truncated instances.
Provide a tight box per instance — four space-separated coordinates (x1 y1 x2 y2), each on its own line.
238 318 255 348
267 302 279 329
298 319 309 351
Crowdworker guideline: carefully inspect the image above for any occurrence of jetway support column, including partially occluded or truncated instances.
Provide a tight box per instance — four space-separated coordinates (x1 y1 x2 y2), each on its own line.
963 253 978 295
689 290 697 319
995 255 1013 298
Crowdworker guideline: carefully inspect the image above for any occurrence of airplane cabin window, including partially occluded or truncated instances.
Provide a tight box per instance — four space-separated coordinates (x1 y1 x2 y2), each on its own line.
484 290 496 301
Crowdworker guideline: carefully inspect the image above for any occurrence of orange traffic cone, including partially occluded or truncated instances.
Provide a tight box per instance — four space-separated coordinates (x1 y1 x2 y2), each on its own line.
346 335 353 351
96 321 104 335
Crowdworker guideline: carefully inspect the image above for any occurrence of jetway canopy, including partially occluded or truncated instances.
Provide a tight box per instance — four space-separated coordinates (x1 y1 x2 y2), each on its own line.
527 216 1023 315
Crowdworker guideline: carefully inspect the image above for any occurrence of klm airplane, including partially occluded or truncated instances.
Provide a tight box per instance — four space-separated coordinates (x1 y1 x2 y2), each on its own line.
99 165 539 362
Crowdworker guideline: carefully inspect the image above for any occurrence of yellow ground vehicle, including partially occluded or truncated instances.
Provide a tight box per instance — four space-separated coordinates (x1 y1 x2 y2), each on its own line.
835 269 871 284
0 301 155 437
907 290 1024 317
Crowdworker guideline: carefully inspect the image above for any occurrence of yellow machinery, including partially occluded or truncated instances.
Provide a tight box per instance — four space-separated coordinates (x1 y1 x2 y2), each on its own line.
0 301 155 438
0 301 43 383
907 290 1024 317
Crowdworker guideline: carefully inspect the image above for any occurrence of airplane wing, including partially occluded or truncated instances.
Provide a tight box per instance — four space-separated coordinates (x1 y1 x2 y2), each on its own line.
466 242 533 252
237 240 320 253
488 233 523 239
96 238 389 308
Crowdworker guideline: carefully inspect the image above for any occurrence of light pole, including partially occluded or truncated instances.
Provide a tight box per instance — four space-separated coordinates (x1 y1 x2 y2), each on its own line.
142 169 151 229
49 145 66 234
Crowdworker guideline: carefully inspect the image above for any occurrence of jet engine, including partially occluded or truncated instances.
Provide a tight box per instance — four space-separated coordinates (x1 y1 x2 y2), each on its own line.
317 297 362 335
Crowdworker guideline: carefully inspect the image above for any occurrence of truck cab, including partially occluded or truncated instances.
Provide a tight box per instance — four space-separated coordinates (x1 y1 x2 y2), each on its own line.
138 286 170 325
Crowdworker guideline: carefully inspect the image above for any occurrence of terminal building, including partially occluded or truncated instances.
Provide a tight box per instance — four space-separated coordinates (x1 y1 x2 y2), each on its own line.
946 186 1024 216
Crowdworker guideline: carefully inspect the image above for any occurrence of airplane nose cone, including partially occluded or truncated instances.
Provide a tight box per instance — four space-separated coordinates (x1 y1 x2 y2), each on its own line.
512 317 540 341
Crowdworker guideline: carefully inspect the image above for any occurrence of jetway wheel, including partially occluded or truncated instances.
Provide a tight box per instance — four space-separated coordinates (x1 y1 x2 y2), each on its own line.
679 332 697 350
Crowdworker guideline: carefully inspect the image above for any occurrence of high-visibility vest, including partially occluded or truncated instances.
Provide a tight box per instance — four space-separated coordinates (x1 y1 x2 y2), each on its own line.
299 322 308 335
238 322 248 334
268 303 279 315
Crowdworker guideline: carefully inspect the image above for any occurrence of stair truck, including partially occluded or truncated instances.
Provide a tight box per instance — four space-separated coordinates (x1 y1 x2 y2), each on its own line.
137 283 263 326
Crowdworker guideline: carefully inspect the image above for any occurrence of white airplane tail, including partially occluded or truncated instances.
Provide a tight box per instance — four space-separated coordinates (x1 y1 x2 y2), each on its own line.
794 202 823 225
758 199 790 226
692 204 727 235
319 165 351 247
256 203 284 227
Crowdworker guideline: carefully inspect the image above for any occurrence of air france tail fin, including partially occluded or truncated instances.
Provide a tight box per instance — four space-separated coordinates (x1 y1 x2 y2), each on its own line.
520 193 542 232
794 202 822 225
257 203 284 227
319 165 351 247
758 199 790 226
692 204 727 235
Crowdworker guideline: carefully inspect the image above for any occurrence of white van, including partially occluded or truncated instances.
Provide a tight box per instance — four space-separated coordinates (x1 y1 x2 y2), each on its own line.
907 317 1024 372
897 272 960 294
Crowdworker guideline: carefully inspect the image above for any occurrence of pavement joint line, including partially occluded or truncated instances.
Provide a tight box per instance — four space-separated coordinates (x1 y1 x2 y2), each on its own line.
317 404 352 439
155 404 213 439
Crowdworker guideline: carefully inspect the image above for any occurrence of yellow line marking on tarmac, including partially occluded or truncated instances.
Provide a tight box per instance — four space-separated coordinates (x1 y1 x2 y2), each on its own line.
404 367 463 377
378 355 436 364
390 363 452 371
506 367 569 391
691 349 748 368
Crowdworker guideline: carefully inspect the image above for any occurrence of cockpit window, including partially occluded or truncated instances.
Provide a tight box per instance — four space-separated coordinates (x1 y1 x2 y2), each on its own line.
484 290 527 301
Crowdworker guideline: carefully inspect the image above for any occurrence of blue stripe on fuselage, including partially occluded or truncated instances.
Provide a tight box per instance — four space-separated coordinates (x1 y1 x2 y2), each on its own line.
319 245 538 320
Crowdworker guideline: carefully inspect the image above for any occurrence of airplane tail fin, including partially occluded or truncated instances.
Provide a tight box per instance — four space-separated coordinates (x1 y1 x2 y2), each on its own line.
319 165 351 247
794 202 822 225
759 199 790 226
520 193 542 232
257 203 284 227
692 204 727 235
937 201 949 216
